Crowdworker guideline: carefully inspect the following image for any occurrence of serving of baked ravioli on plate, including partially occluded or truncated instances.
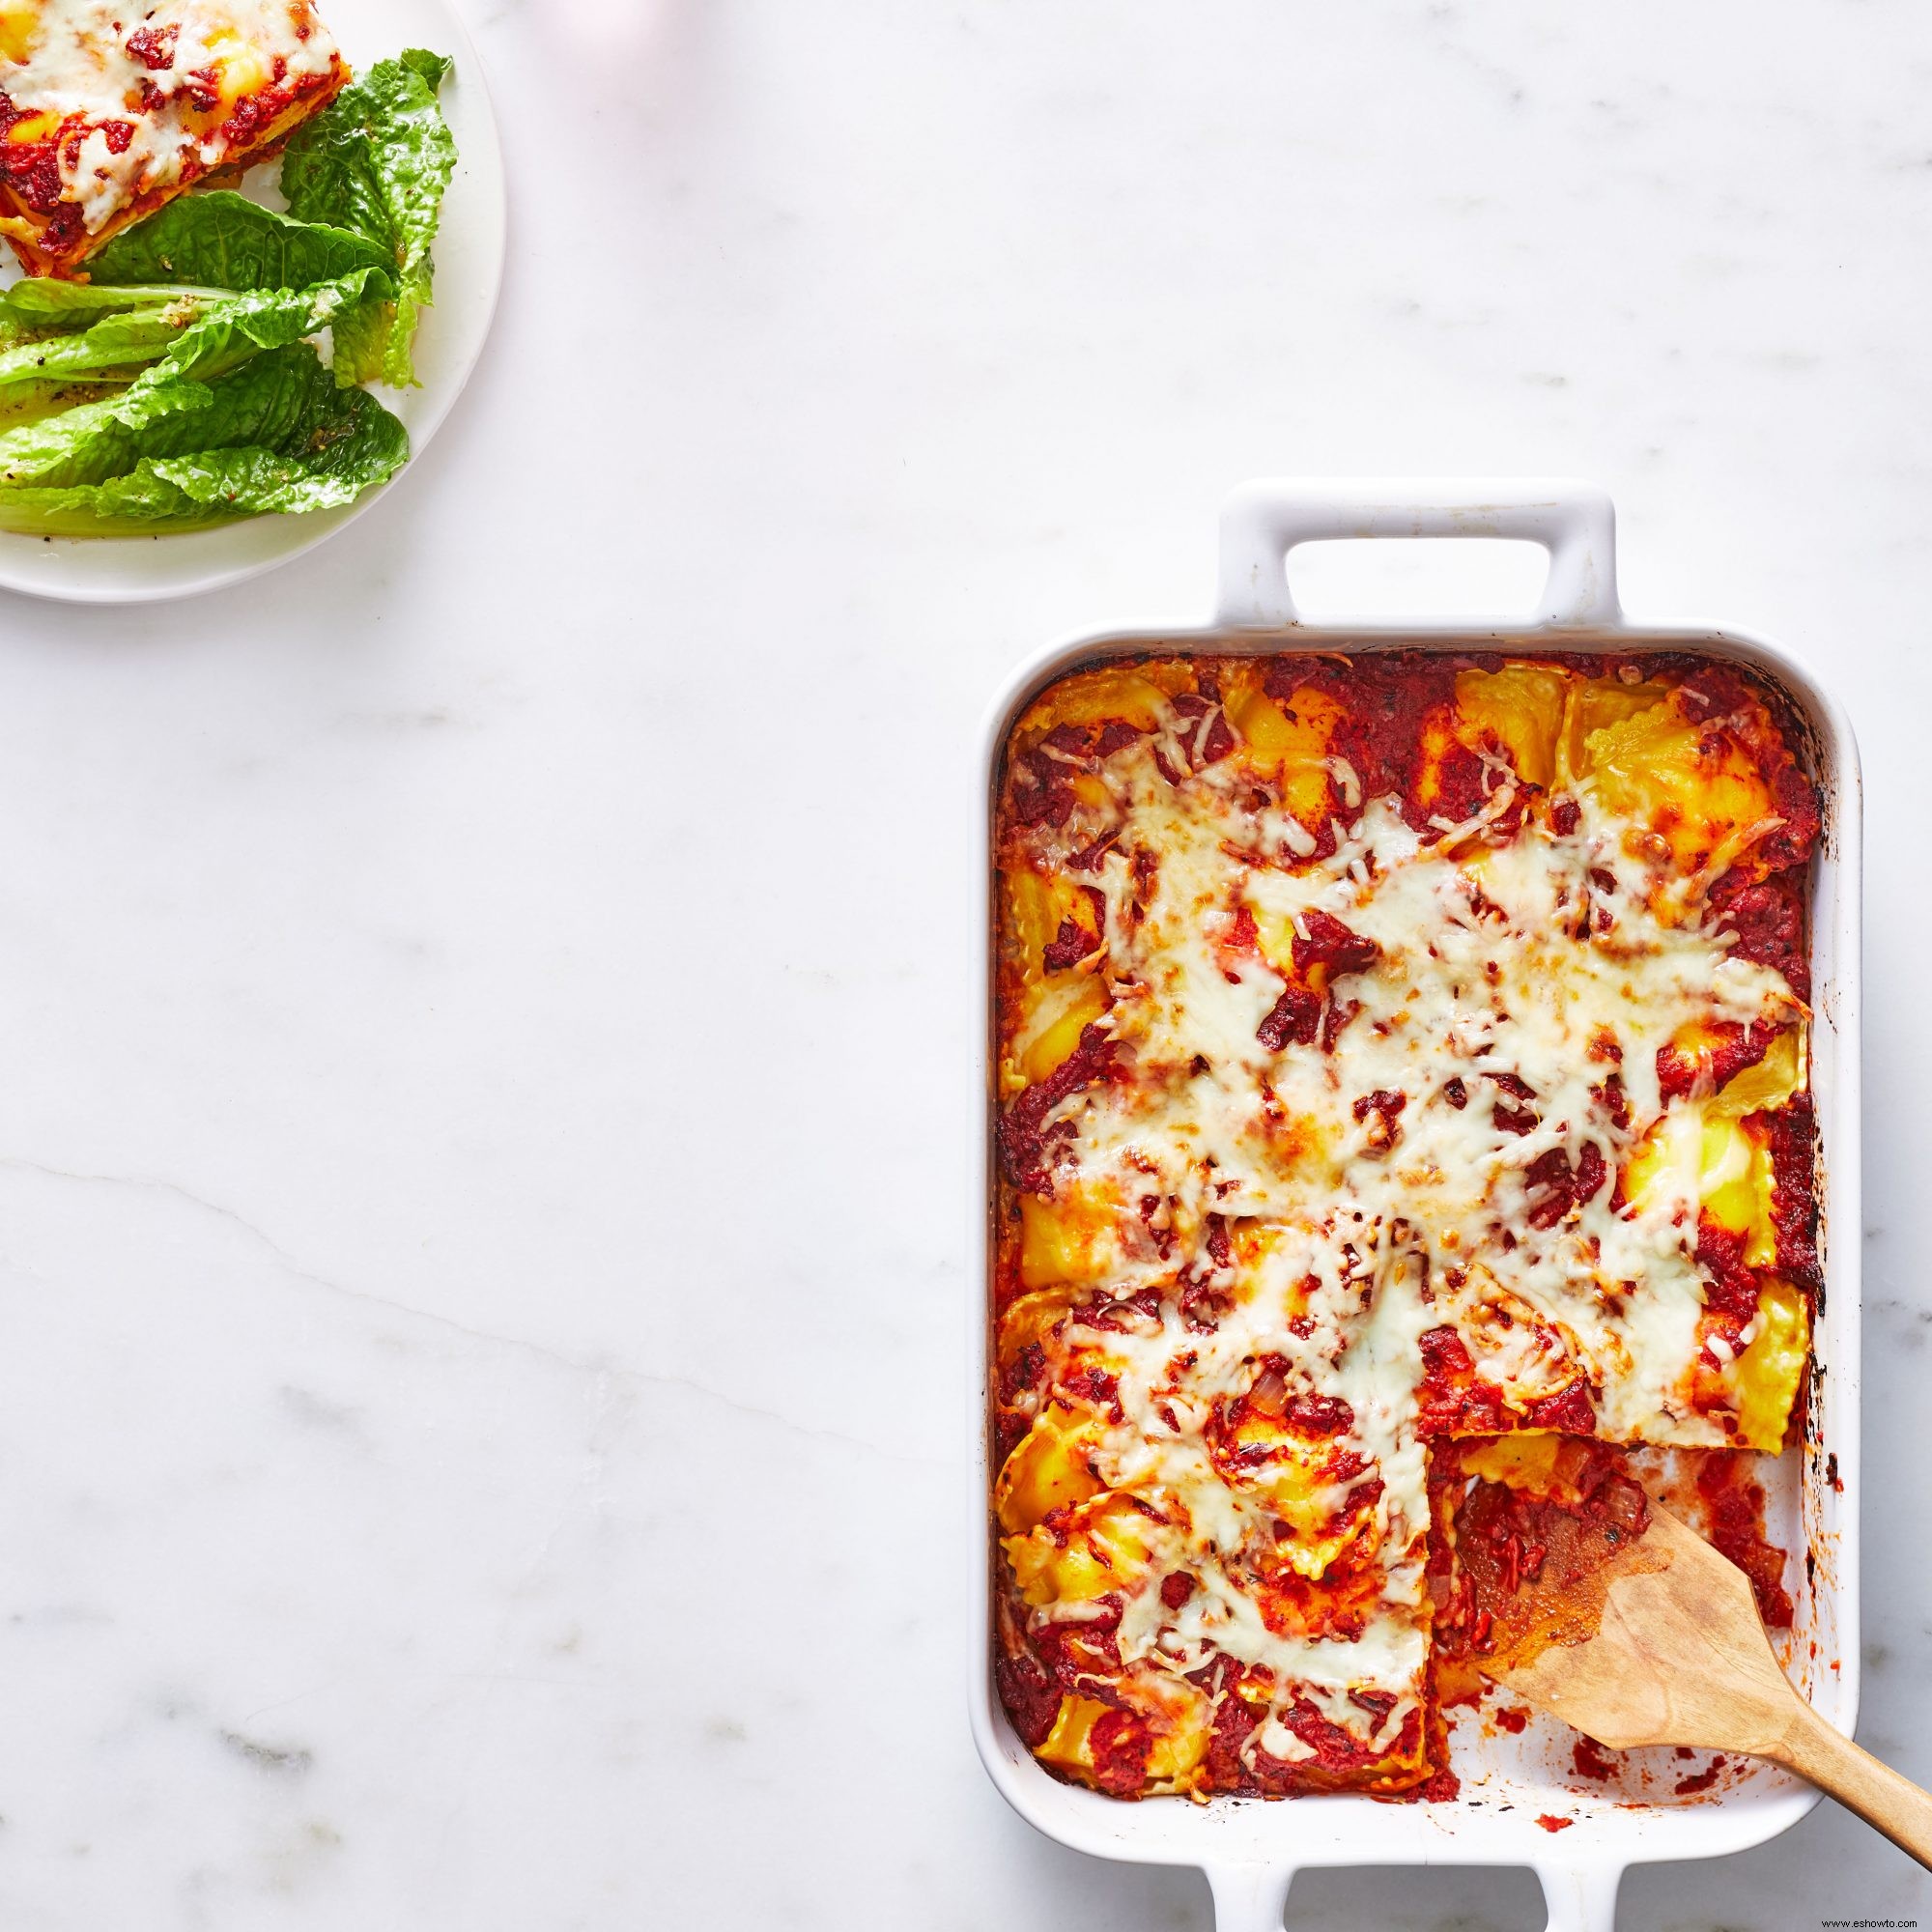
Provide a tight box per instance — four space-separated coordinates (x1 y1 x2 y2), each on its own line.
990 653 1821 1801
0 0 472 549
0 1 347 276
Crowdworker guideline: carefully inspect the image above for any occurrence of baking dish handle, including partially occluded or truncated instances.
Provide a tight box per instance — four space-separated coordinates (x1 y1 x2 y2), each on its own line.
1537 1861 1623 1932
1206 1863 1295 1931
1215 478 1620 630
1207 1861 1619 1931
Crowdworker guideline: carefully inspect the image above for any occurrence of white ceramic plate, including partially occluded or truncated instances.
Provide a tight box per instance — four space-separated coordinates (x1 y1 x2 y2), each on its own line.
0 0 506 605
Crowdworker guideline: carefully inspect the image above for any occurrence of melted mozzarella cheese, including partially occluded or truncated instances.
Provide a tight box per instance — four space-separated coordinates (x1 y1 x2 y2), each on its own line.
1000 666 1812 1779
1040 1213 1435 1747
1052 770 1798 1439
0 1 337 235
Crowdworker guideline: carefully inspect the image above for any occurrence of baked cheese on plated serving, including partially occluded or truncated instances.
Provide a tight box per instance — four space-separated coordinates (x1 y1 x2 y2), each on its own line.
0 0 344 274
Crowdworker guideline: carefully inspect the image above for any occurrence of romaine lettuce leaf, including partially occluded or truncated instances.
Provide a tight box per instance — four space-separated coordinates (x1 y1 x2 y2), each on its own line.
0 378 210 493
0 292 213 388
0 343 408 534
328 296 391 387
281 49 457 388
0 282 194 323
0 380 116 432
86 191 393 293
0 327 390 492
0 267 394 398
159 267 397 383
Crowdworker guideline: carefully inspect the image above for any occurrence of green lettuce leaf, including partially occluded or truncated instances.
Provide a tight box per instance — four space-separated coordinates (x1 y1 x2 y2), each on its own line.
0 279 208 375
0 291 214 388
0 380 126 432
158 267 396 383
86 191 394 292
328 292 392 388
0 282 194 323
281 49 457 388
0 266 394 398
0 342 408 534
0 321 393 492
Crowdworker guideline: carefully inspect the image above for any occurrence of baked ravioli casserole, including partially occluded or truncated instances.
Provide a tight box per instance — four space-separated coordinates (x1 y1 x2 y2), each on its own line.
990 653 1821 1800
0 0 345 275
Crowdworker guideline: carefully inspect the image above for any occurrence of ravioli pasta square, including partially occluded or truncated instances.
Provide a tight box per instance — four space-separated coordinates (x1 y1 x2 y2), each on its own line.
990 652 1821 1801
0 0 345 275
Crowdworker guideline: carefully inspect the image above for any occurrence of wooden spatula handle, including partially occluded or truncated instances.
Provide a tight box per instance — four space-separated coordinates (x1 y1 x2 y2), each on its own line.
1772 1696 1932 1871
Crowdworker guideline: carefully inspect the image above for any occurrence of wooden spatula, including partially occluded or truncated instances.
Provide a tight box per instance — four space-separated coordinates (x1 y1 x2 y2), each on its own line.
1481 1500 1932 1867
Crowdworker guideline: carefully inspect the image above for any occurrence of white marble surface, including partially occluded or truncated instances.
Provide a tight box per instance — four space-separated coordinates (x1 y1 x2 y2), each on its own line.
0 2 1926 1927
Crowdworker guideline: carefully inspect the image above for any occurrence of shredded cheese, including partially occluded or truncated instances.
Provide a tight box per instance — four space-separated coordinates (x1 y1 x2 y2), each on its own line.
993 655 1817 1797
0 1 339 243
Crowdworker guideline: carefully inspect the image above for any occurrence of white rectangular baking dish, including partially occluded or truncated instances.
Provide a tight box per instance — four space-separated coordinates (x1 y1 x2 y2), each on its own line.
971 480 1862 1932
